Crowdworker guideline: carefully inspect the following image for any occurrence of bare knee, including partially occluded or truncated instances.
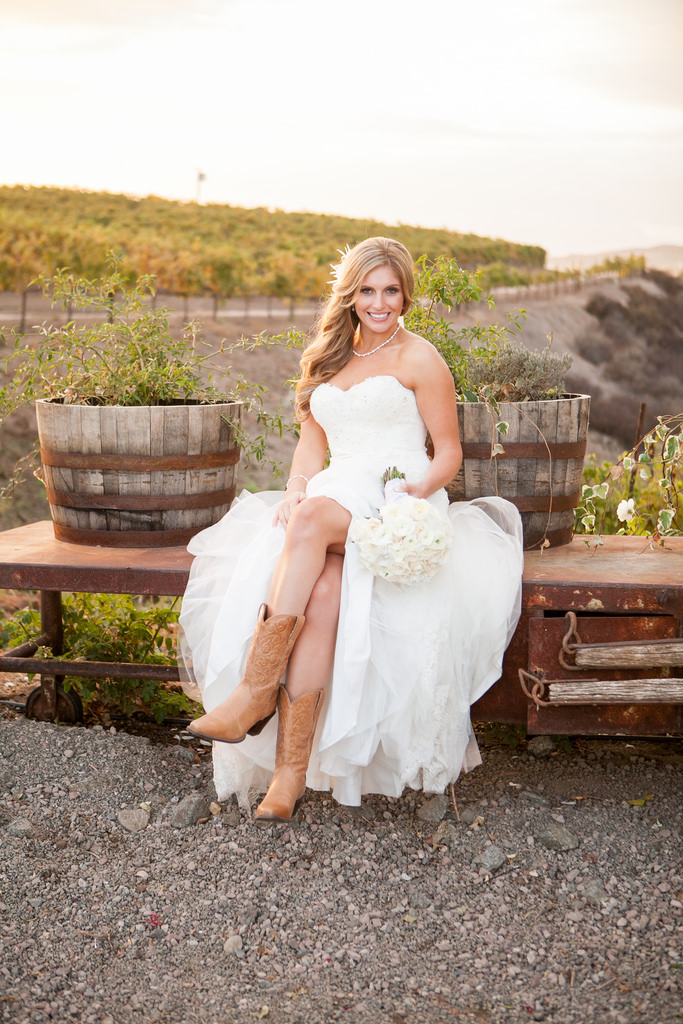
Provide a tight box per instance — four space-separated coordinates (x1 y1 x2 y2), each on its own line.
286 497 349 549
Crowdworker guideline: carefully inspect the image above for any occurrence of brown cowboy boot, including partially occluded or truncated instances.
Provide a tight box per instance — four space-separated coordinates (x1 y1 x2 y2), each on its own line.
254 686 325 822
188 604 305 743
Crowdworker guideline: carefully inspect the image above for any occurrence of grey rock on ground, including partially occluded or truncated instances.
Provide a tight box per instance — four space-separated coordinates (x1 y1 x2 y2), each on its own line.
0 715 681 1024
528 735 556 759
117 808 150 833
416 794 450 822
537 823 580 852
172 793 211 828
473 843 507 873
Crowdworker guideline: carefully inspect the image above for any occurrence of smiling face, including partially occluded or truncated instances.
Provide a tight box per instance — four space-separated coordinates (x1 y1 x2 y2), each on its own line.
354 265 404 341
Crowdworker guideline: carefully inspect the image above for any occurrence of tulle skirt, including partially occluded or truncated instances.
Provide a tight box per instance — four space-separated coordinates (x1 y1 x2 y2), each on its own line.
178 481 523 809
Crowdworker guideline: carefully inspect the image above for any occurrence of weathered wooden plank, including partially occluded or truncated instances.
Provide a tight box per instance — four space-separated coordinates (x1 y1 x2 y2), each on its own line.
547 678 683 704
574 638 683 668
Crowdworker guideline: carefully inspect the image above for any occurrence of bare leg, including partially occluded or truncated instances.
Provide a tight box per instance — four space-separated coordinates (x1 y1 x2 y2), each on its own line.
286 552 343 700
267 497 350 616
187 500 348 745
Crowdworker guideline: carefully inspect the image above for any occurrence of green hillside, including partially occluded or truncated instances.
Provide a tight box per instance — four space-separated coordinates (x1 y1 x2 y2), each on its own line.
0 186 547 299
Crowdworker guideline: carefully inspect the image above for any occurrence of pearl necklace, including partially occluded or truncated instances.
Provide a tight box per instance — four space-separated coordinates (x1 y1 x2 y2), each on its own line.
352 322 401 358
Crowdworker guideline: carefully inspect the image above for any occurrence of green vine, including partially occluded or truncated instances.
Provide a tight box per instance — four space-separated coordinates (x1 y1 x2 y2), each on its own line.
574 414 683 544
0 592 196 724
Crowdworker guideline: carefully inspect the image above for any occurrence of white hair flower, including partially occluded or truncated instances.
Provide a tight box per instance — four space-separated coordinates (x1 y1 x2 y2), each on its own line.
616 498 636 523
328 244 353 285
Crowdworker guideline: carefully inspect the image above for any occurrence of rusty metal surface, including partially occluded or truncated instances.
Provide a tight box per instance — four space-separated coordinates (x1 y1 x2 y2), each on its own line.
527 702 683 736
472 608 534 724
523 535 683 613
0 520 192 594
41 590 63 655
0 654 180 682
485 537 683 733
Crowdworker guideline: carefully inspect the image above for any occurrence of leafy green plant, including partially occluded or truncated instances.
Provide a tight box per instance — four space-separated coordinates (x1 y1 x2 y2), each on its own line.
2 255 228 409
0 251 292 502
575 414 683 544
406 254 571 403
0 592 196 723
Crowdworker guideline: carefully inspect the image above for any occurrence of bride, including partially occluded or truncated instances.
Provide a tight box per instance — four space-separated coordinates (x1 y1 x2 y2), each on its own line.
178 237 523 822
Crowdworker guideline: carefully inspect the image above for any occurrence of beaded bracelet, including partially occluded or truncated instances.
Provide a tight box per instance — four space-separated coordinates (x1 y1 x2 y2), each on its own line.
286 474 309 489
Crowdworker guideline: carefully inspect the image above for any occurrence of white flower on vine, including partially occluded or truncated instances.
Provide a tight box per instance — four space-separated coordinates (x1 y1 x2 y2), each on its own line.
616 498 636 523
328 244 353 285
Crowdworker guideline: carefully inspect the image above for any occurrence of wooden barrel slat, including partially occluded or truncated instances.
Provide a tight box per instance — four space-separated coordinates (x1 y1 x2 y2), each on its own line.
524 400 555 545
162 406 191 532
37 400 242 547
449 394 590 550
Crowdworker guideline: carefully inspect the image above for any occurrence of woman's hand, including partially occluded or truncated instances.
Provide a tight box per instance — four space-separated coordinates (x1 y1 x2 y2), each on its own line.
272 413 327 527
396 478 429 500
273 489 307 528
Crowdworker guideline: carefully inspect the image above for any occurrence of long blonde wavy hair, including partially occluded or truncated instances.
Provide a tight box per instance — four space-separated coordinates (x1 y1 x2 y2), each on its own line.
294 236 414 420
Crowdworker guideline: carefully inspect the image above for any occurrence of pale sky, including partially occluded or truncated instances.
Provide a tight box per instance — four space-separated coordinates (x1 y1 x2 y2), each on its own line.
1 0 682 258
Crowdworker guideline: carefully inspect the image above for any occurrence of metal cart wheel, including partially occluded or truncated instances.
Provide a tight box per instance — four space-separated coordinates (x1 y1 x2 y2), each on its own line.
25 685 84 724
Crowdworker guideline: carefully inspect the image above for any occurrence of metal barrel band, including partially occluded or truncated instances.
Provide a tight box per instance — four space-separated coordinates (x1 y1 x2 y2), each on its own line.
45 485 235 512
507 492 581 513
40 447 240 471
460 440 587 460
524 526 574 549
52 524 201 547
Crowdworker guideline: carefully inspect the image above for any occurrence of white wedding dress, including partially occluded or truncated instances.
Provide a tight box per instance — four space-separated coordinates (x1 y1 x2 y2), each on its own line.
178 375 523 808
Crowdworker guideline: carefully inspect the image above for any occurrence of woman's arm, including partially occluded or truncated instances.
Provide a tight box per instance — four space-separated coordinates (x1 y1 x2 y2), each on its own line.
273 413 329 526
401 341 462 499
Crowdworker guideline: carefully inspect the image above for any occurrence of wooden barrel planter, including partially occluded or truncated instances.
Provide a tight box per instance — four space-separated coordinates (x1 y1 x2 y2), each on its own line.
36 400 242 547
447 394 590 550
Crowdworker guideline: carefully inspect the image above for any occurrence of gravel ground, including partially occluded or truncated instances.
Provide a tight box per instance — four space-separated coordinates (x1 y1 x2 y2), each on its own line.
0 715 681 1024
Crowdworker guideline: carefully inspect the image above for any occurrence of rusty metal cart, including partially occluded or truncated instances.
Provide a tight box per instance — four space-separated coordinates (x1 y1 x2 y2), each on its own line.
1 522 682 735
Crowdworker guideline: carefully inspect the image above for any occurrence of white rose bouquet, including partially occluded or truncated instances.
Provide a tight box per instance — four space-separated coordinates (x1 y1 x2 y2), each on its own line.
348 467 453 586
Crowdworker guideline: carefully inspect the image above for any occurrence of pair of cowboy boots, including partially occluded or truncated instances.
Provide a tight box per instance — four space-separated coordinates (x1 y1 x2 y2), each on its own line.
188 603 324 821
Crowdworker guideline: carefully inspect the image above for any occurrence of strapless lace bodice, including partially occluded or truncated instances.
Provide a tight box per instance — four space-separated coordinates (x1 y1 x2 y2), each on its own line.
310 376 428 462
306 375 434 517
